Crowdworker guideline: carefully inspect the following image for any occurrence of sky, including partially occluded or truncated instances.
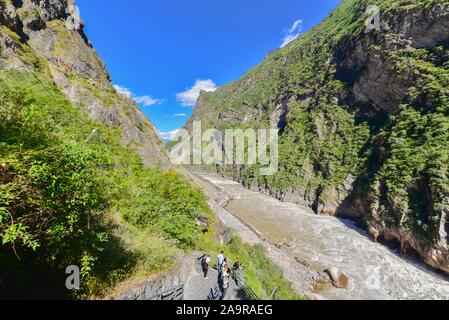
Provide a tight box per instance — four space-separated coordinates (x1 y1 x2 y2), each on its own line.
76 0 341 138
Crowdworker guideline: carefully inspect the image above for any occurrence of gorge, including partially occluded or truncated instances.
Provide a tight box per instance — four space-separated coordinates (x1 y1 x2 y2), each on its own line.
185 0 449 277
0 0 449 300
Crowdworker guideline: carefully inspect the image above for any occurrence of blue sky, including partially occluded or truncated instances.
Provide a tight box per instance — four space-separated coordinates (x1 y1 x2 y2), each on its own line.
76 0 341 137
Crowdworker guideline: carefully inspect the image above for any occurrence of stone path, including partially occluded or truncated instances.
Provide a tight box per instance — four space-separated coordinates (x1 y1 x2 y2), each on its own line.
184 253 244 300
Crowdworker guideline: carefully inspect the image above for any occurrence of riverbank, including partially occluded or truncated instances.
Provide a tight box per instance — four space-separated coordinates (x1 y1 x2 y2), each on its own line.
188 172 449 300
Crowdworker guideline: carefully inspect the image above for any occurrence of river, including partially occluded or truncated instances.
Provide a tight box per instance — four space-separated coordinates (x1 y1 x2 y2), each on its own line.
197 174 449 300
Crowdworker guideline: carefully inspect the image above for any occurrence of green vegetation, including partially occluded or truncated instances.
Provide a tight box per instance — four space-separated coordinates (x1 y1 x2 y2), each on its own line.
0 68 300 299
0 69 209 298
186 0 449 249
371 46 449 241
0 0 302 297
4 0 447 301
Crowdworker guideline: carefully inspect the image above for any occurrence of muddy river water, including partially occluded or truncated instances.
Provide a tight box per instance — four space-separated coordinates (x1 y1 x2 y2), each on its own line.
200 174 449 300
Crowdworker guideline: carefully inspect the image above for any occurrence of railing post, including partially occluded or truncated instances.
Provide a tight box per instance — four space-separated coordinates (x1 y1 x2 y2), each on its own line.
156 287 162 300
235 269 260 301
269 288 278 300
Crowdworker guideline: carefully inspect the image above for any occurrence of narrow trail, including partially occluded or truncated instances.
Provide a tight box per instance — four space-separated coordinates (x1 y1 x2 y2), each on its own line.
184 253 243 300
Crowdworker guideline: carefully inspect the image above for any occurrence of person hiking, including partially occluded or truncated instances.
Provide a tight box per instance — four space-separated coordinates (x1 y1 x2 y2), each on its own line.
217 251 225 277
201 254 211 279
217 252 226 291
232 261 243 272
232 261 244 287
222 258 228 274
221 267 230 300
216 162 224 178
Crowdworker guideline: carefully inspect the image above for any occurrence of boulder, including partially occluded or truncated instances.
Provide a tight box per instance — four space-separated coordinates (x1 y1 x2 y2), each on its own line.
324 268 349 289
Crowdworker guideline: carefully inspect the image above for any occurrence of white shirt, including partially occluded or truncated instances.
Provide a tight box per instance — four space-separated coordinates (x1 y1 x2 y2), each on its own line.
217 254 224 269
222 272 230 289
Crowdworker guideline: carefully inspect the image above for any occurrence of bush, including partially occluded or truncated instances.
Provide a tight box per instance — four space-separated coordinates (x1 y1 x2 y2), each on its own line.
120 169 212 249
0 70 216 298
0 77 109 276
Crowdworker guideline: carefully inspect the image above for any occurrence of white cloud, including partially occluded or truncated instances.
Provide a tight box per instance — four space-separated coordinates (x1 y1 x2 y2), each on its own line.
159 129 181 143
280 19 303 48
134 95 162 107
176 79 217 107
114 84 162 107
173 113 187 117
113 84 132 98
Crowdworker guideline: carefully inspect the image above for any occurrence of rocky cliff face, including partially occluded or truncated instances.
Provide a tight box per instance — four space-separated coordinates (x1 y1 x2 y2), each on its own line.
186 0 449 274
0 0 168 167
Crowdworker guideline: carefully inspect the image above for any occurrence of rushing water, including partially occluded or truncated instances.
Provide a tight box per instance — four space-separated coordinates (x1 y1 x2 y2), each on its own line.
201 174 449 300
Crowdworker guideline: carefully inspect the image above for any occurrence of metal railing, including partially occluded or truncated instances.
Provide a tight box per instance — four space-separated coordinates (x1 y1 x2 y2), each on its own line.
140 254 186 301
234 270 260 300
148 285 184 301
206 269 259 301
207 284 222 301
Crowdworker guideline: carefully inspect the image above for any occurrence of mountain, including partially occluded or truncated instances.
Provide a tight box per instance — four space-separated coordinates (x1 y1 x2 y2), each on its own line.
185 0 449 274
0 0 299 299
0 0 168 167
0 0 189 298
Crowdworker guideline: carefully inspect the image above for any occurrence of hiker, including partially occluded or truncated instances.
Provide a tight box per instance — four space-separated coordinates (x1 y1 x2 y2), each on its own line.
201 254 211 279
221 267 230 300
222 258 228 275
216 162 224 178
232 261 244 287
217 251 225 277
233 261 243 272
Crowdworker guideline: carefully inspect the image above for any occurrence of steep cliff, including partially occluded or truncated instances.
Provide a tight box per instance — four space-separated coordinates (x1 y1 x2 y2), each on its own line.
0 0 179 298
0 0 168 167
0 1 301 300
186 0 449 274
